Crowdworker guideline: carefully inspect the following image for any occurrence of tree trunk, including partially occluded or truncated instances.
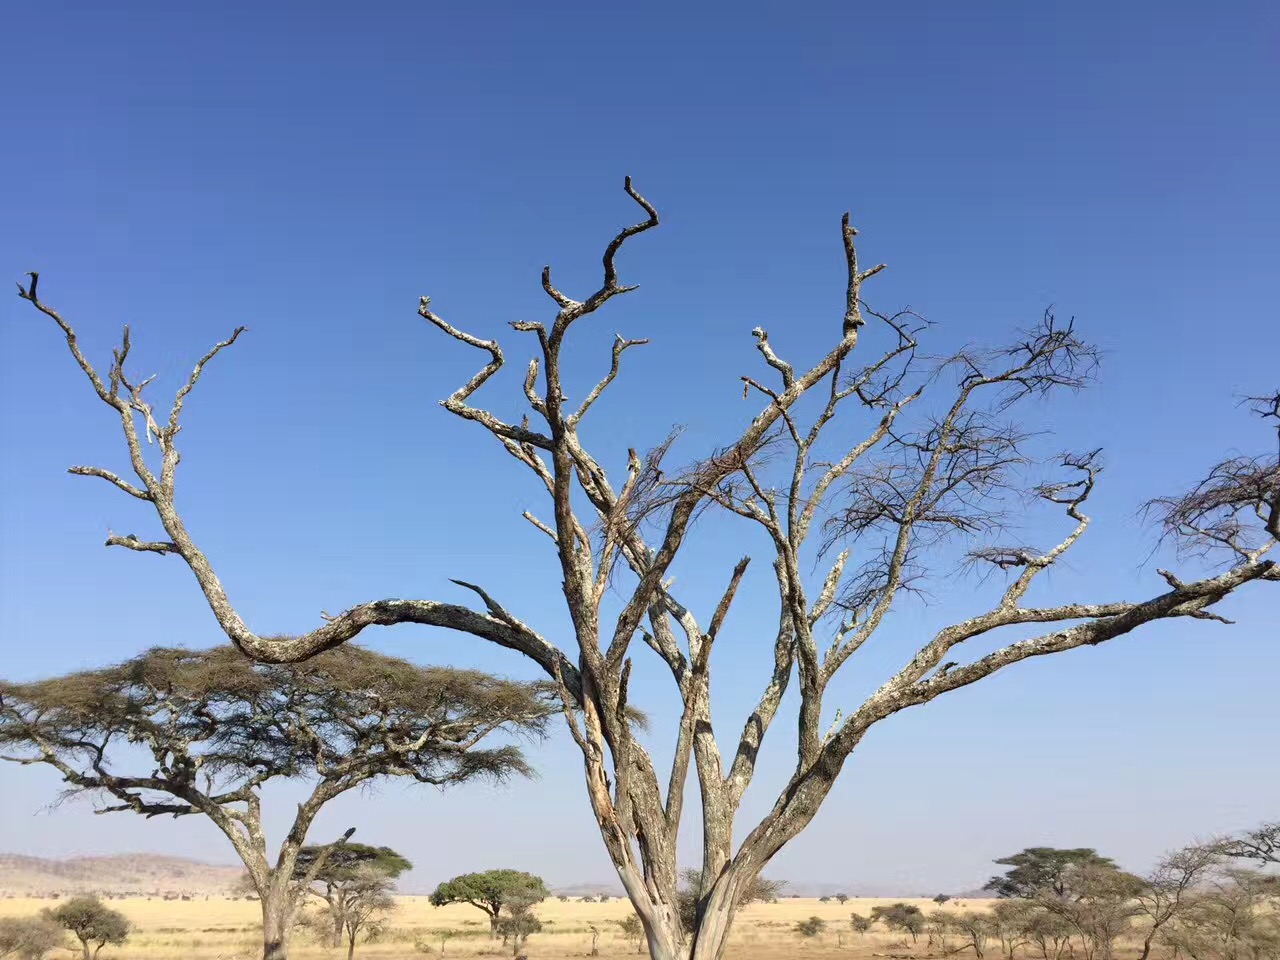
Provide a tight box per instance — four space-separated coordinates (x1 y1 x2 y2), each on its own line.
331 911 344 950
347 929 356 960
261 892 293 960
79 939 91 960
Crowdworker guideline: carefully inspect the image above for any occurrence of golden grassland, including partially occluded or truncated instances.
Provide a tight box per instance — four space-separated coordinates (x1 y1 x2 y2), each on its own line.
0 894 988 960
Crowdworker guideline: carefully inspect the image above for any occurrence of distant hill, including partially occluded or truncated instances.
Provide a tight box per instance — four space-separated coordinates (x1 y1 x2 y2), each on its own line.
0 853 243 898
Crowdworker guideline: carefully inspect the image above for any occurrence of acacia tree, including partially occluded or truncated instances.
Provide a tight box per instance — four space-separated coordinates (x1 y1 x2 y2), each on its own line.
1133 842 1220 960
293 844 411 949
0 646 547 960
42 898 128 960
0 916 65 960
16 181 1280 960
335 868 395 960
986 849 1119 900
430 871 548 937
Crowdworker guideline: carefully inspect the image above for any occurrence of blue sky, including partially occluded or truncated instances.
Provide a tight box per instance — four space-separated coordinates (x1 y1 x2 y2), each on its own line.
0 1 1276 894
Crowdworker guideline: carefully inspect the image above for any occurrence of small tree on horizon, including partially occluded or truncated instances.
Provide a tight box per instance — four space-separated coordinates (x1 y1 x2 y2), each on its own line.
42 897 128 960
619 915 646 954
293 844 411 949
337 868 395 960
0 647 548 960
430 871 548 938
494 886 544 957
871 904 925 943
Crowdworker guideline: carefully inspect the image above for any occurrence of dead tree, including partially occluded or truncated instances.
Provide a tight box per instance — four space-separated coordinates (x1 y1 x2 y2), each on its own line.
0 646 548 960
15 181 1280 960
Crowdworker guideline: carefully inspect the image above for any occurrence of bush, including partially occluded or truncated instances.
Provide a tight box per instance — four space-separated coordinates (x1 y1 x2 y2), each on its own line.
870 903 925 943
0 916 65 960
850 913 872 935
43 897 129 959
795 916 827 939
617 915 644 953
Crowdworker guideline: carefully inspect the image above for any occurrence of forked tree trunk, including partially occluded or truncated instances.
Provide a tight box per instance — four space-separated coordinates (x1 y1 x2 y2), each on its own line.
637 876 739 960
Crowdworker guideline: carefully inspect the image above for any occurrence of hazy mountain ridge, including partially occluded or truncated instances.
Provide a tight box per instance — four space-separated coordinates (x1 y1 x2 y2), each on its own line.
0 853 243 897
0 853 989 901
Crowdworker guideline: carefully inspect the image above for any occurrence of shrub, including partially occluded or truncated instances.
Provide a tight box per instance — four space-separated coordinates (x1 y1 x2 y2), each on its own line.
795 916 827 939
618 915 644 953
0 916 65 960
43 897 129 960
870 903 925 943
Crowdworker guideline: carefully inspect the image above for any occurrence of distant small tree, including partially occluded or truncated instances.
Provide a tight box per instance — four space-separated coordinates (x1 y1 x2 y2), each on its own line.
818 896 831 903
494 886 543 957
794 917 826 939
989 900 1040 958
1036 864 1142 960
43 897 128 960
558 894 570 903
431 871 547 938
1133 842 1219 960
849 913 872 936
871 904 925 943
944 911 992 958
619 915 645 954
337 869 395 960
0 916 64 960
294 844 411 949
933 894 951 906
834 893 849 904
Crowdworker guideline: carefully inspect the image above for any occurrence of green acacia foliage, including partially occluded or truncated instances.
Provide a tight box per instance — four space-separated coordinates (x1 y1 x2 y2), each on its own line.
430 871 548 933
985 848 1118 900
43 898 128 960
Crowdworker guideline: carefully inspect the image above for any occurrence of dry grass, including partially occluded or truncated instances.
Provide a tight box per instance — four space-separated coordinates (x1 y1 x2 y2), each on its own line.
0 894 980 960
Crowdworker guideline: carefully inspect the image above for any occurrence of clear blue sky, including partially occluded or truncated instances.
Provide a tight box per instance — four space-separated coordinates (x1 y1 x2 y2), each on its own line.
1 1 1276 895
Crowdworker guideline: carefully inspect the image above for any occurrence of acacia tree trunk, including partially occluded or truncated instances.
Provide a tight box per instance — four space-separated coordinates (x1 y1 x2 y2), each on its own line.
261 889 295 960
330 907 345 949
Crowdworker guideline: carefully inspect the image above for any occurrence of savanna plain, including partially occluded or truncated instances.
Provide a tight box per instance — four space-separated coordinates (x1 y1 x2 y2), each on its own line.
0 895 985 960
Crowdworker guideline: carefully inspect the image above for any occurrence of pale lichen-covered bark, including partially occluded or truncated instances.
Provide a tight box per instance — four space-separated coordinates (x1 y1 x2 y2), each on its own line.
17 186 1278 960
